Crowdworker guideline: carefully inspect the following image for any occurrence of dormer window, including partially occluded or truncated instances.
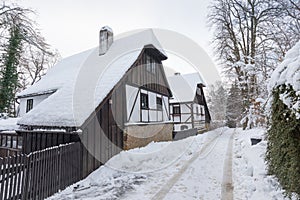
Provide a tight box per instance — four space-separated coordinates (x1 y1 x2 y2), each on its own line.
26 99 33 113
145 55 156 74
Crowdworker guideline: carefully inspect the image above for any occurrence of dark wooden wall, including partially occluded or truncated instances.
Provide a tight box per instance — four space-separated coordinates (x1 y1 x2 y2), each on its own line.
195 85 211 123
125 49 171 97
80 82 126 176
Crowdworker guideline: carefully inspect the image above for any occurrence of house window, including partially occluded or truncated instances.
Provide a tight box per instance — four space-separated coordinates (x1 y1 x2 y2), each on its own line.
156 97 162 110
173 105 181 115
26 99 33 113
151 58 156 74
201 107 204 116
141 93 149 109
146 56 151 72
146 56 156 74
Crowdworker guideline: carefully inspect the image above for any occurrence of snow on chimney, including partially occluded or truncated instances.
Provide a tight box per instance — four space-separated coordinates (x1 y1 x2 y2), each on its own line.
99 26 113 55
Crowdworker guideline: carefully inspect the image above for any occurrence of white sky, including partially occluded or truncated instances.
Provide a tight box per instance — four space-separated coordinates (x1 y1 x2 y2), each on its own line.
16 0 221 84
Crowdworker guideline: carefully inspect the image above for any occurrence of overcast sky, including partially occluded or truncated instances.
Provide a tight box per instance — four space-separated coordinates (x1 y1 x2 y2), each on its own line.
16 0 220 84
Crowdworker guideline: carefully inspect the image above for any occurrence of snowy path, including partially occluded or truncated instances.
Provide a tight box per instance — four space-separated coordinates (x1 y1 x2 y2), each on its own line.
161 129 233 200
151 131 221 200
123 128 234 200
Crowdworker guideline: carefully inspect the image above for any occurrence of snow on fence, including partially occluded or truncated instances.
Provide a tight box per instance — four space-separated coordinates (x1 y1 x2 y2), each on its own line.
0 142 82 200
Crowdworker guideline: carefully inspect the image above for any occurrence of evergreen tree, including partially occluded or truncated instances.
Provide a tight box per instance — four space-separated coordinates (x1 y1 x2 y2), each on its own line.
207 81 227 122
0 24 22 115
266 85 300 197
0 3 59 115
226 82 243 128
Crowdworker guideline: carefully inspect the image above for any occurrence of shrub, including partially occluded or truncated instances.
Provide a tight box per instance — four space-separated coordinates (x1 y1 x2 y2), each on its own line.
266 85 300 198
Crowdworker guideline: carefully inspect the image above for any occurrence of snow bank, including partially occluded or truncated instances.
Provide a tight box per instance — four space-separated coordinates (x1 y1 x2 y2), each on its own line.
233 128 295 200
268 40 300 118
0 118 19 131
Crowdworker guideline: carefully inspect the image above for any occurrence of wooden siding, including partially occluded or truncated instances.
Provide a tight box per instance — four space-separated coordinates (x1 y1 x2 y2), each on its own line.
124 49 171 97
80 82 126 175
196 85 211 123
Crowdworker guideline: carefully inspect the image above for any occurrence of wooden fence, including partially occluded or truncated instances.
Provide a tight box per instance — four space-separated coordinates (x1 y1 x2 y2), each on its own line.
0 133 23 157
0 142 82 200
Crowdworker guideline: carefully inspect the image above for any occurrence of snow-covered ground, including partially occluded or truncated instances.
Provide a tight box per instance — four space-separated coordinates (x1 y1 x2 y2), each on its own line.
233 128 294 200
47 127 291 200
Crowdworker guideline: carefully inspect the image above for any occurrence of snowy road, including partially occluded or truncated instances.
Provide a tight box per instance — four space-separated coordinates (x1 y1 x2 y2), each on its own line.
124 128 234 200
155 129 233 200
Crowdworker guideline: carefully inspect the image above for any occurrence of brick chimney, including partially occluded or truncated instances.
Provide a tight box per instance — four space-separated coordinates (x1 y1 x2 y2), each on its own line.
99 26 113 55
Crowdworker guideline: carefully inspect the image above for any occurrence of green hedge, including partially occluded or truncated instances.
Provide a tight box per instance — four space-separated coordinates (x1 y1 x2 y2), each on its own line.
266 85 300 198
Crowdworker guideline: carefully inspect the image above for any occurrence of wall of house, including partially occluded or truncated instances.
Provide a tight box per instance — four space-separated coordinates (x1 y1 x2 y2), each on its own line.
124 49 171 98
123 123 173 150
170 102 207 132
170 83 211 132
196 85 211 124
18 94 52 117
126 85 170 123
80 82 126 176
193 104 206 121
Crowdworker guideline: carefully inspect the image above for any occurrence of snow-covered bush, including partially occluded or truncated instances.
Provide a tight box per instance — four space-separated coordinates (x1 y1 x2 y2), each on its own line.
266 41 300 198
240 98 266 130
0 113 9 119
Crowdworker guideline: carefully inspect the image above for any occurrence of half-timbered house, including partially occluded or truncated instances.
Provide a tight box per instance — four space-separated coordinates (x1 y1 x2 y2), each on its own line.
168 72 211 134
16 27 173 176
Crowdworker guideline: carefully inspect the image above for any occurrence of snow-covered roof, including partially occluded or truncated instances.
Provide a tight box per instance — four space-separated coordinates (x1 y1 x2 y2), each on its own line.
0 118 19 132
167 72 205 103
17 29 167 128
101 26 113 33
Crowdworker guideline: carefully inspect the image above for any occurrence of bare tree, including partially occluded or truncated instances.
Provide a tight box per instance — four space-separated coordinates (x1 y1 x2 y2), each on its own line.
0 3 59 115
208 0 300 125
206 81 227 122
18 46 60 91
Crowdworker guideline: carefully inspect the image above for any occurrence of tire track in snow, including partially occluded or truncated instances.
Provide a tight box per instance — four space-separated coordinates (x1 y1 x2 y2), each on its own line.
151 129 224 200
221 129 235 200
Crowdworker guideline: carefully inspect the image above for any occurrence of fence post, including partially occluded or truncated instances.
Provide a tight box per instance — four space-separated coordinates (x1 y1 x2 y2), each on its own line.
22 154 30 200
0 158 4 200
16 154 24 200
58 145 61 192
12 155 18 200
